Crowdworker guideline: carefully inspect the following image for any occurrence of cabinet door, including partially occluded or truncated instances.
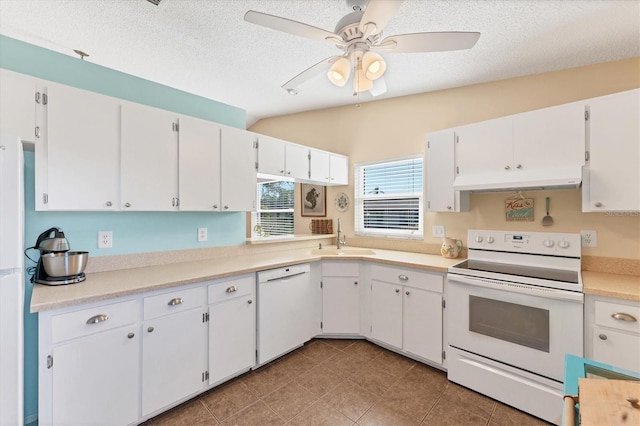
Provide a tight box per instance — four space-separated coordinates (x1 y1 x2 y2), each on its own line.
370 280 402 349
142 308 207 416
426 130 455 212
309 149 331 183
220 126 257 211
403 288 442 364
0 69 36 142
329 154 349 185
586 90 640 211
45 83 120 210
513 102 585 171
592 326 640 372
209 295 255 385
322 277 360 334
52 325 139 426
121 102 178 211
178 115 222 211
285 143 309 180
454 116 513 177
258 135 285 176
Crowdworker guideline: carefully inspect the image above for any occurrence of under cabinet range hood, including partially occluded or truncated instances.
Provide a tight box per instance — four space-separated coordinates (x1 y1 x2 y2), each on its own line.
452 167 582 192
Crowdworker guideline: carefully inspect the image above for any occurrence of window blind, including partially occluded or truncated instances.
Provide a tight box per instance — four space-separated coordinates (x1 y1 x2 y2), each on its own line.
253 180 294 236
354 156 423 238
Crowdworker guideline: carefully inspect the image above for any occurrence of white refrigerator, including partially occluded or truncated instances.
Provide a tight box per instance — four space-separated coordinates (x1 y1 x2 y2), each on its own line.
0 134 24 426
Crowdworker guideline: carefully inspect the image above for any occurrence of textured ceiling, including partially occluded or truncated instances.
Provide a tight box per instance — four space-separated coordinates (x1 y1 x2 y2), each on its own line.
0 0 638 125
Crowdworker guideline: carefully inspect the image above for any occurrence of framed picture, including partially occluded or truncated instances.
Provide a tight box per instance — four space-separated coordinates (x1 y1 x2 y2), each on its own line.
301 184 326 217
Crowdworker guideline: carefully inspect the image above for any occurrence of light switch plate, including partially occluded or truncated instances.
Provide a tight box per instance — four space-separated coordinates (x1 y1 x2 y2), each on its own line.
98 231 113 249
581 230 597 247
197 227 208 242
432 225 446 238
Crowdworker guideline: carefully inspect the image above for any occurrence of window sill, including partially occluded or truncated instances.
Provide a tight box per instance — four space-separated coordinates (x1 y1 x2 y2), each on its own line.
246 234 336 245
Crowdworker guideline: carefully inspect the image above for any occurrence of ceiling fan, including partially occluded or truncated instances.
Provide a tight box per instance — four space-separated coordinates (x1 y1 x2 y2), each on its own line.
244 0 480 97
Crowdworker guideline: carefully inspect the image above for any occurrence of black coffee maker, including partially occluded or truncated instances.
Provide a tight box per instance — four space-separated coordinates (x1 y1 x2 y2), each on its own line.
32 227 87 285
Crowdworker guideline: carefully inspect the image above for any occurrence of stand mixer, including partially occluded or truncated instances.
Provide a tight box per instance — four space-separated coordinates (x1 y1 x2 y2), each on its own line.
31 227 88 285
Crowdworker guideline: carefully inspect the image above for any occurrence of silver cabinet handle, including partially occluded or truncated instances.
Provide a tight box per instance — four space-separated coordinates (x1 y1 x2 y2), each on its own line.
447 206 452 210
504 165 511 170
224 205 229 210
612 312 637 322
127 332 135 339
124 202 131 208
168 297 183 306
516 164 522 169
405 291 410 296
226 286 237 293
35 126 40 138
395 288 400 294
86 314 109 324
147 326 154 333
354 281 358 286
213 204 218 209
248 300 253 304
594 202 603 208
599 333 607 340
279 170 284 174
398 275 408 282
287 171 291 175
106 201 112 207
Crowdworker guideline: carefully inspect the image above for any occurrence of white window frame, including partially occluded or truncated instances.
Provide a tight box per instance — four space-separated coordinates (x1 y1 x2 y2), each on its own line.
251 180 295 239
354 155 424 239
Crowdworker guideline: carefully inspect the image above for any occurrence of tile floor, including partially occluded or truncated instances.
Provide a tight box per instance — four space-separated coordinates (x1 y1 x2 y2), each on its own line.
144 339 550 425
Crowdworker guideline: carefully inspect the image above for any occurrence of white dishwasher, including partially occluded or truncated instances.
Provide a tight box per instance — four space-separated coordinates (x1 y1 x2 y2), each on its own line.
257 263 314 365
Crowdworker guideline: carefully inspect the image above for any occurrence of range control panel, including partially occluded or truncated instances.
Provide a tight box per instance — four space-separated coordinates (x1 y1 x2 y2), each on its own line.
467 229 581 257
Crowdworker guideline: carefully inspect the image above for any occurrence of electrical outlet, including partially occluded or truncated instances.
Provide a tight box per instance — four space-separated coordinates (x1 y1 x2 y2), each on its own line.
197 227 208 242
581 230 598 247
432 225 446 238
98 231 113 249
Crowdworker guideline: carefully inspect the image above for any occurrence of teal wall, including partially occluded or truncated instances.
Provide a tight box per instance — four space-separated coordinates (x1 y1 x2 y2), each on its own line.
1 35 248 423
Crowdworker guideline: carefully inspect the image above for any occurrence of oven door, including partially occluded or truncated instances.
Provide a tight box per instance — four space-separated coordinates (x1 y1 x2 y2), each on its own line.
447 273 583 382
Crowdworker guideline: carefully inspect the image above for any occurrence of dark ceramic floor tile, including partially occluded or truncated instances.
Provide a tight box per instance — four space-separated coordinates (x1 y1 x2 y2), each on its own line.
261 381 318 421
357 400 421 426
320 338 361 351
367 349 416 377
322 379 380 421
272 350 319 379
200 380 258 422
295 363 345 398
220 400 284 426
421 395 490 426
380 378 442 422
350 363 399 395
489 402 551 425
343 340 387 361
298 339 341 363
240 363 292 397
317 350 365 378
148 399 218 425
438 383 496 419
288 399 354 426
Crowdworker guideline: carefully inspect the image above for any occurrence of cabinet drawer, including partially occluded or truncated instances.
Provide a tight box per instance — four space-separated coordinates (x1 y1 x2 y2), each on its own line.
209 275 254 305
322 262 359 277
371 264 443 293
52 300 139 343
595 301 640 334
593 326 640 372
144 286 205 320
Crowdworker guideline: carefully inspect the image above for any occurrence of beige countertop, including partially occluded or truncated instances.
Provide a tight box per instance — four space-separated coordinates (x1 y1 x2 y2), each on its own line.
31 247 461 313
583 271 640 302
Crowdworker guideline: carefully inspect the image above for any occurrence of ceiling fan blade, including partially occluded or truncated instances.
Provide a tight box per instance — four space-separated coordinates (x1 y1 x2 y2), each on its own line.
369 76 387 97
282 56 340 91
379 32 481 53
359 0 405 34
244 10 337 42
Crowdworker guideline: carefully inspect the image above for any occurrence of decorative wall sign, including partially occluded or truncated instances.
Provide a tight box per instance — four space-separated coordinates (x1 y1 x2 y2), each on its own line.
505 197 534 221
301 184 326 217
334 192 350 212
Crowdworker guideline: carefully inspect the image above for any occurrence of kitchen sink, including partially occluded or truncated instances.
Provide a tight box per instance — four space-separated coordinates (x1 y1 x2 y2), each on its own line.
310 248 376 256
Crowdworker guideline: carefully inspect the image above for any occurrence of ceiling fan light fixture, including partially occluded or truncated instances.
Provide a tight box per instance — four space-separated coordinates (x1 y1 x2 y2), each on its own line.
327 57 351 87
362 51 386 80
353 68 373 93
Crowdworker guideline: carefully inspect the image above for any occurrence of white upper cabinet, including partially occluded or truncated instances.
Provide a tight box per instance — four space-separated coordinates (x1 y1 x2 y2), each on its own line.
309 148 331 183
426 129 469 212
285 143 310 180
512 101 585 171
257 135 285 176
41 83 120 211
0 69 36 142
455 116 513 178
178 115 222 211
220 125 257 212
121 102 179 211
329 154 349 185
583 89 640 212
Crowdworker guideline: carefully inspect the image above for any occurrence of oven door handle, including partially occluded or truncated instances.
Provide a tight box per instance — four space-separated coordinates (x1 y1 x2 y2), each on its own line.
447 273 584 303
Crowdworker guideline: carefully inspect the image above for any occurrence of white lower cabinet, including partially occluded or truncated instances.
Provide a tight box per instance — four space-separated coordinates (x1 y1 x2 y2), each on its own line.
141 287 207 416
321 262 360 334
208 275 256 385
368 264 444 365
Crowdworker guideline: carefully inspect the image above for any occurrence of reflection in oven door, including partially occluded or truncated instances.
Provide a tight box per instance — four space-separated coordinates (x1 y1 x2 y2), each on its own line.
447 275 583 382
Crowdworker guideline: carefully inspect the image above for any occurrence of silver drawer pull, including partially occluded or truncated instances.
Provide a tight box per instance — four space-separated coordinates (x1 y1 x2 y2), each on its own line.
611 312 637 322
86 314 109 324
226 286 237 293
168 297 183 306
398 275 409 282
599 334 608 340
395 288 400 294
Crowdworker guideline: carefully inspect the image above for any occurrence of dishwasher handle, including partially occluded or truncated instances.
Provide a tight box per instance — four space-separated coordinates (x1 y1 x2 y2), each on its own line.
265 271 308 282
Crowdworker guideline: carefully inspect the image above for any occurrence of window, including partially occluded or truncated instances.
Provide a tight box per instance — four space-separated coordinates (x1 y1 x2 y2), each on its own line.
354 156 423 238
252 180 295 237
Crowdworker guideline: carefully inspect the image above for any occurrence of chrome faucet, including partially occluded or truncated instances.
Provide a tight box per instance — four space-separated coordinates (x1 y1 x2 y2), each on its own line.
337 218 346 249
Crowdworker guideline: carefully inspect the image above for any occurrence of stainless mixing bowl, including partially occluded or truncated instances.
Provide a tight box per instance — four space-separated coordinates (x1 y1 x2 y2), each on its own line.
42 251 89 277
